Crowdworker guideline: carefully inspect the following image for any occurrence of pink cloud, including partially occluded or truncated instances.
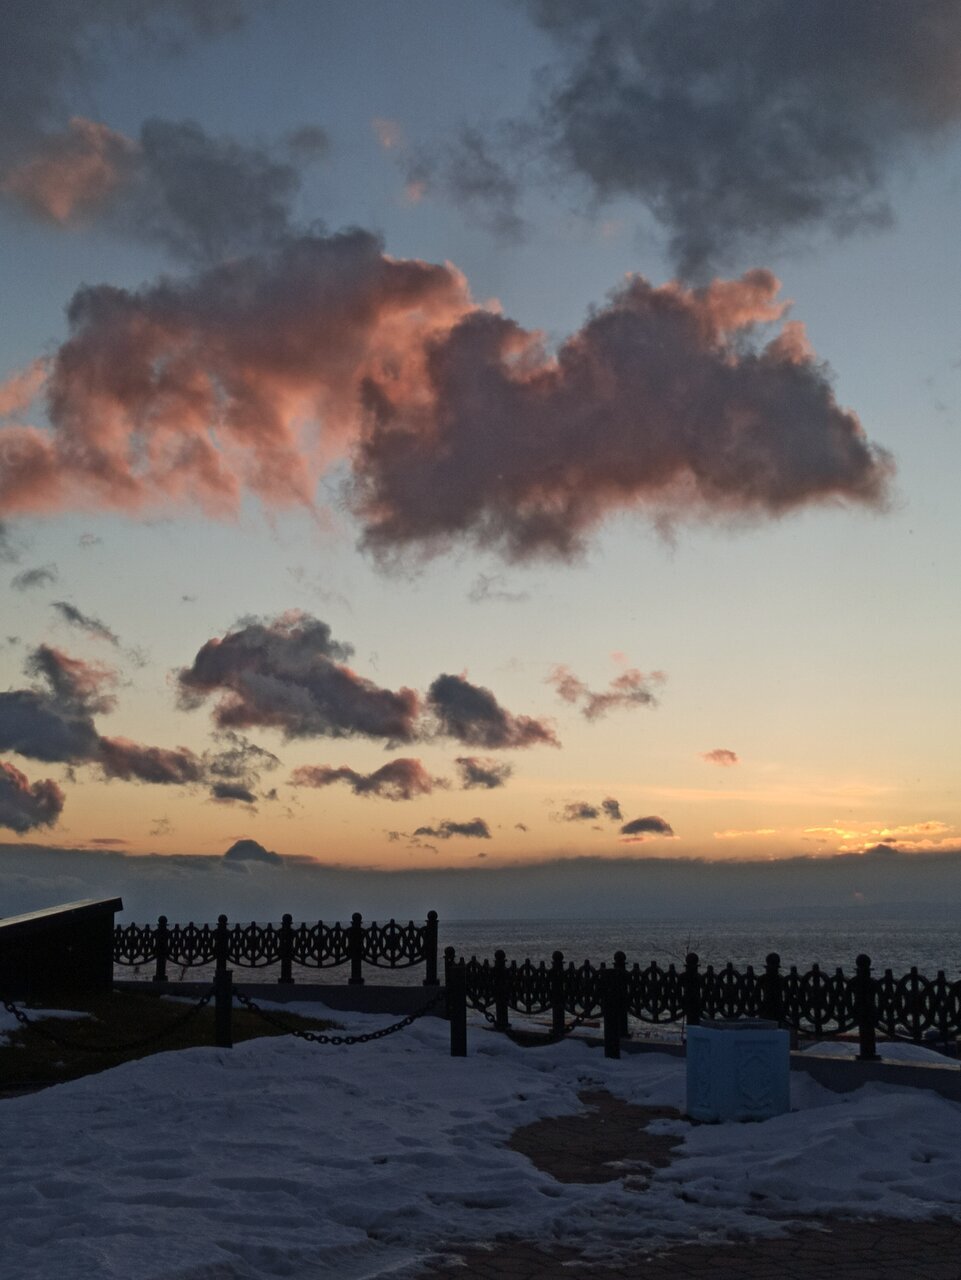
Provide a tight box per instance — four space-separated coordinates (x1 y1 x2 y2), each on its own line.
0 252 892 561
1 118 137 224
701 748 739 767
548 663 664 719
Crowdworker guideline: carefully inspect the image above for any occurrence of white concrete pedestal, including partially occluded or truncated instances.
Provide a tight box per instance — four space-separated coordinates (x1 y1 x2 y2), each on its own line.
686 1019 790 1122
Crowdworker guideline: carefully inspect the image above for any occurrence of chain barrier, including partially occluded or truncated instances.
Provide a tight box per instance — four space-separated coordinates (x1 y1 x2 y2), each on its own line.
556 1010 594 1037
467 996 594 1040
1 989 215 1056
233 988 447 1045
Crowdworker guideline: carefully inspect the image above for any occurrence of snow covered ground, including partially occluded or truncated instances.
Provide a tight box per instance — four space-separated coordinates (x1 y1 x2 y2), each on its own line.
1 1002 960 1280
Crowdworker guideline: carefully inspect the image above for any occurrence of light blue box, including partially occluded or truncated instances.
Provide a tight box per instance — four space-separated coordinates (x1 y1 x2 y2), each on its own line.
686 1019 790 1122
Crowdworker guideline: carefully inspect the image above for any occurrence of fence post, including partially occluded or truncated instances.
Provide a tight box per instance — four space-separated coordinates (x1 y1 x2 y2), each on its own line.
349 912 365 985
215 914 229 978
601 968 620 1059
423 911 439 986
153 915 168 983
855 953 880 1061
551 951 566 1039
278 913 294 984
683 952 701 1029
214 968 233 1048
448 958 467 1057
493 950 510 1031
613 951 630 1038
761 951 783 1022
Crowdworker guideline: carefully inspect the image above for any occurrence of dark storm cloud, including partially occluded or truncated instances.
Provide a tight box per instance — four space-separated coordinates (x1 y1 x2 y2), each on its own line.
620 815 674 837
601 797 622 822
0 0 319 264
290 758 442 801
561 801 600 822
427 674 559 750
178 612 421 743
210 780 257 805
4 112 325 263
25 644 118 715
0 644 204 785
223 837 282 865
0 2 250 176
521 0 961 275
0 647 107 762
406 128 525 244
355 272 893 562
413 818 491 840
0 760 64 833
11 564 57 591
548 664 664 719
96 736 205 785
455 756 513 790
205 729 279 790
51 600 120 646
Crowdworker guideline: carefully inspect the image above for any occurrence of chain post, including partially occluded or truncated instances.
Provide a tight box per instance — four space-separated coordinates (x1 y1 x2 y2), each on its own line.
215 914 229 977
613 950 630 1038
550 950 566 1039
214 968 233 1048
855 953 880 1061
493 949 510 1031
762 951 783 1022
683 951 701 1028
349 912 365 985
423 910 439 985
278 913 294 984
601 968 620 1059
153 915 169 983
448 958 467 1057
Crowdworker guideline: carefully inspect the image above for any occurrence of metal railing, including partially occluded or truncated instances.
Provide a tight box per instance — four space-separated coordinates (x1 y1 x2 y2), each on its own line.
452 948 961 1061
114 911 439 986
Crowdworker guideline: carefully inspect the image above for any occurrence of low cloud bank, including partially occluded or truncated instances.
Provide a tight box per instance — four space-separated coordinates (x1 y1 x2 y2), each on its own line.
3 842 961 927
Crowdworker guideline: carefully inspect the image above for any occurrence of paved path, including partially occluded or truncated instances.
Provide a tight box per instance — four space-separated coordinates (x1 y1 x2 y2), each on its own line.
413 1089 961 1279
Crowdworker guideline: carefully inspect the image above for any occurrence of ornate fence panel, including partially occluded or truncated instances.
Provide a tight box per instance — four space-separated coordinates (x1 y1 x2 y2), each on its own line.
290 919 351 971
458 944 961 1059
876 966 961 1044
166 921 219 972
114 912 439 985
625 959 685 1025
780 963 858 1038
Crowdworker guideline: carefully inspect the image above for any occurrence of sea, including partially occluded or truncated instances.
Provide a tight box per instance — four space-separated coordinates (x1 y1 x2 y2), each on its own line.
117 913 961 986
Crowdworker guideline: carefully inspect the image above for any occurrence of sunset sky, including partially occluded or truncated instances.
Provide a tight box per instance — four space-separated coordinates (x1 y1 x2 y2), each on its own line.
2 1 960 911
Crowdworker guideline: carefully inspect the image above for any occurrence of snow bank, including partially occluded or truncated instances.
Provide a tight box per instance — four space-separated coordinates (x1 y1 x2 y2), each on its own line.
0 1004 959 1279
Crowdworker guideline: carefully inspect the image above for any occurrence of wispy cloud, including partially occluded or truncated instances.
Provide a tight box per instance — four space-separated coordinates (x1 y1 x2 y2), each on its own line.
51 601 119 646
11 564 57 591
291 758 443 801
701 748 739 767
548 664 664 719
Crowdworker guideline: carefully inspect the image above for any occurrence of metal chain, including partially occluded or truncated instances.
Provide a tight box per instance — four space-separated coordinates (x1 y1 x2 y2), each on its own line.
556 1010 597 1037
232 988 447 1044
466 996 593 1038
1 989 215 1055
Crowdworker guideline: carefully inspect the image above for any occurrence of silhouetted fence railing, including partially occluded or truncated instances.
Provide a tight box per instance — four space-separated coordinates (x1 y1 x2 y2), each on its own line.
451 948 961 1061
114 912 439 986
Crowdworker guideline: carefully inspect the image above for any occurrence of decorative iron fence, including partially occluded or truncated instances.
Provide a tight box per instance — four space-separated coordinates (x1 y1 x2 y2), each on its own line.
115 911 439 986
451 947 961 1060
